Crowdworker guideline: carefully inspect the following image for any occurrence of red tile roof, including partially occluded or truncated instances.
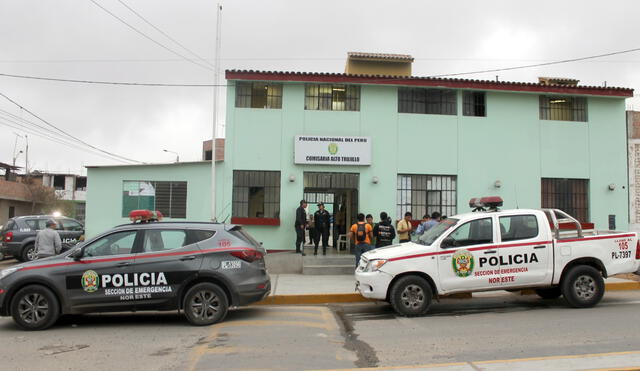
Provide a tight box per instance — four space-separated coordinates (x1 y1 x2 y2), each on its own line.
225 70 633 97
348 52 414 62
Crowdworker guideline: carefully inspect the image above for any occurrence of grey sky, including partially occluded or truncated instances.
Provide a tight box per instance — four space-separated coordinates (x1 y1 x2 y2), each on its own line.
0 0 638 173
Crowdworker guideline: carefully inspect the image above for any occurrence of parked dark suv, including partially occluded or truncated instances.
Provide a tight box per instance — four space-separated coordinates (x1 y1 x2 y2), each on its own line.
0 220 270 330
0 215 85 262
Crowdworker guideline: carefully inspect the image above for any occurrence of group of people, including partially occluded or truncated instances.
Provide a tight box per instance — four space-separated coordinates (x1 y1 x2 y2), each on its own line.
295 199 445 266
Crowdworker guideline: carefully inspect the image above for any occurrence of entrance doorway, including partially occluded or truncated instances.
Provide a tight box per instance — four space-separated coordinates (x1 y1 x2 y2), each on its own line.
303 172 359 250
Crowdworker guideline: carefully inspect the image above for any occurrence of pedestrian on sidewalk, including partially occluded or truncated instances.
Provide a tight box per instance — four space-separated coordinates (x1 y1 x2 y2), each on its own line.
366 214 374 245
35 219 62 259
295 199 307 256
397 212 413 243
349 213 373 267
313 202 331 255
415 214 431 236
424 211 441 231
373 212 396 248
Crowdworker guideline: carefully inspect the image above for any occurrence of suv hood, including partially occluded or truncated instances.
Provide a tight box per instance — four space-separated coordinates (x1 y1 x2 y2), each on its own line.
363 242 434 261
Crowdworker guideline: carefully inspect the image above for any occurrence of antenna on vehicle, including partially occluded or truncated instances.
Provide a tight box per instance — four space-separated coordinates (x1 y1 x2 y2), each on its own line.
222 214 230 224
514 185 519 209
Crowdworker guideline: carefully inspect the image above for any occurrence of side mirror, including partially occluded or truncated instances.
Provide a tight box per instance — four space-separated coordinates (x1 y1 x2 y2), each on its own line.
70 248 84 261
441 237 455 249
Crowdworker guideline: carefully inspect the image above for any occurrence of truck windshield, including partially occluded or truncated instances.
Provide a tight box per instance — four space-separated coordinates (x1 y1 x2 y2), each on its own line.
417 218 459 246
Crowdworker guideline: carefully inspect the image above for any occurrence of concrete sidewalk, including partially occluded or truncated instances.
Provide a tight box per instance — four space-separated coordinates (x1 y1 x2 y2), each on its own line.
255 274 640 305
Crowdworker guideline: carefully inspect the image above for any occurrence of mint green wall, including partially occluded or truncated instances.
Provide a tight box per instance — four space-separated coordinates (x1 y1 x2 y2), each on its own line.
85 162 215 238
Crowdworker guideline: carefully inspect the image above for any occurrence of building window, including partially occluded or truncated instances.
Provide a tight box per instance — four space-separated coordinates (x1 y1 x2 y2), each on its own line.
53 175 65 190
539 96 587 122
397 174 457 219
541 178 589 222
398 88 457 115
75 177 87 191
463 91 486 117
235 82 282 109
305 84 360 111
122 181 187 218
232 171 280 220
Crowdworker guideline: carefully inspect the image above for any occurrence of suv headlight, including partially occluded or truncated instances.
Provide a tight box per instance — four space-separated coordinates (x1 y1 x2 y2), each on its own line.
0 266 20 280
366 259 387 272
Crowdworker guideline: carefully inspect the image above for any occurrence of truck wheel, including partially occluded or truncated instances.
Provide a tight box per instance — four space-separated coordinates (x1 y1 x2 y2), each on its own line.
561 265 604 308
183 283 228 326
10 285 60 331
389 275 433 317
535 287 562 299
21 244 36 262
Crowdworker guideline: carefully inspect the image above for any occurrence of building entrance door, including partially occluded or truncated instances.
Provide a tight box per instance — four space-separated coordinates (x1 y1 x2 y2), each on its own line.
303 172 359 250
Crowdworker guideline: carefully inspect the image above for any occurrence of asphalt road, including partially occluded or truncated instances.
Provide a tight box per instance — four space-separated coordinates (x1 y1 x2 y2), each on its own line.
0 278 639 371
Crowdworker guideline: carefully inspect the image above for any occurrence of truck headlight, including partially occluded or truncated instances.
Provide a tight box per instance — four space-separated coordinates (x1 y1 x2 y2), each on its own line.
367 259 387 272
0 266 20 280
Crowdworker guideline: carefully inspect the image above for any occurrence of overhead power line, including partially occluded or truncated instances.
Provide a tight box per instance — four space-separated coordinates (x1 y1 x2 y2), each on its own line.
116 0 214 69
0 92 143 164
0 72 218 87
88 0 213 72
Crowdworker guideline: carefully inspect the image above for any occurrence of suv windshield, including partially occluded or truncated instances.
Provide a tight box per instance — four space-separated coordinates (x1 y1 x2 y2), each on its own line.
416 218 459 246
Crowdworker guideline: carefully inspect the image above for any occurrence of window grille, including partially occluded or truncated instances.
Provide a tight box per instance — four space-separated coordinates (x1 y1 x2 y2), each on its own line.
305 84 360 111
541 178 589 221
463 91 486 117
232 171 281 218
539 96 587 122
235 82 282 109
397 175 457 218
398 88 457 115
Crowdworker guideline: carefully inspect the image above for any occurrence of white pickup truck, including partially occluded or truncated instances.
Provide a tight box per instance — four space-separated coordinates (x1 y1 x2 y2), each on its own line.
355 198 639 316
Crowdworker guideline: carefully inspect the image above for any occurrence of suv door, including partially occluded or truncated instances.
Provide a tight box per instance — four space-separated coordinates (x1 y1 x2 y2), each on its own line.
131 229 205 310
57 218 84 251
58 229 141 312
437 217 498 292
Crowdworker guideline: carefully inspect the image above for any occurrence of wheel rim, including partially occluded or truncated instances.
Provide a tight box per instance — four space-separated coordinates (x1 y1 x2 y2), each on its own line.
574 275 596 300
189 289 220 321
400 284 425 309
18 293 49 324
27 247 36 261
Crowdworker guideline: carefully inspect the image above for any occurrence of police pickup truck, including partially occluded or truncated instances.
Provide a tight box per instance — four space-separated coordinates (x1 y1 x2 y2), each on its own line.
356 197 640 316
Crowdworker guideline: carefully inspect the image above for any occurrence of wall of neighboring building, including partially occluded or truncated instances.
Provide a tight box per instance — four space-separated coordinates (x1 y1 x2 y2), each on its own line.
0 199 33 226
85 162 215 238
628 111 640 233
345 60 411 76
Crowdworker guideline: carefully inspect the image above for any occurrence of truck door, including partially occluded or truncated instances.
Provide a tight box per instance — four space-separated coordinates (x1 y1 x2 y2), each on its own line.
496 214 552 286
438 216 498 292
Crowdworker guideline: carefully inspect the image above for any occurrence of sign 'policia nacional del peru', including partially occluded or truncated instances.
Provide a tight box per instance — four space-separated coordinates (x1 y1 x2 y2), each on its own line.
294 135 372 165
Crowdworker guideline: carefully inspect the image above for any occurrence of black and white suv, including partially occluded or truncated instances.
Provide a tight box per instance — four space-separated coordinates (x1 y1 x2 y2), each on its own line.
0 215 85 262
0 220 270 330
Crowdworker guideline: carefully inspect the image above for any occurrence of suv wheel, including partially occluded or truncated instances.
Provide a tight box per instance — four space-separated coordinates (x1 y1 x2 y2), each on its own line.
183 283 228 326
389 275 433 317
11 285 60 331
561 265 604 308
22 244 37 262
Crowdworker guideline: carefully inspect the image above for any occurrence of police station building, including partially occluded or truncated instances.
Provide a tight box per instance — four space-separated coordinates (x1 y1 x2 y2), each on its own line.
86 52 634 251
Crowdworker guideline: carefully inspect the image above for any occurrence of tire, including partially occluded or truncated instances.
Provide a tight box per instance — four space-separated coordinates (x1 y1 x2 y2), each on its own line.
183 283 228 326
561 265 605 308
10 285 60 331
21 244 36 262
389 275 433 317
535 287 562 299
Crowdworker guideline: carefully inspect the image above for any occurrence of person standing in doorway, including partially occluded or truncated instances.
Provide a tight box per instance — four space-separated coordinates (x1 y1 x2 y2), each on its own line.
373 212 396 248
314 202 331 255
35 219 62 259
349 213 373 267
295 200 307 256
397 212 413 243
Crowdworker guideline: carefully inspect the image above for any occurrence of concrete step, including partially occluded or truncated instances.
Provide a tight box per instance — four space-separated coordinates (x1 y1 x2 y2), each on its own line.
303 256 354 266
302 264 355 275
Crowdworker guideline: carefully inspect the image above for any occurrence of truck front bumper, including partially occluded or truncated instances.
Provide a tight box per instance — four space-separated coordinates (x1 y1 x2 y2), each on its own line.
355 270 393 300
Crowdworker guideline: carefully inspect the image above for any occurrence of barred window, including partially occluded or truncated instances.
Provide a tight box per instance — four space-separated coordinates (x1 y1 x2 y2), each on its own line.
539 96 587 122
235 82 282 109
305 84 360 111
398 88 457 115
122 181 187 218
463 91 486 117
397 175 457 218
232 171 280 219
541 178 589 222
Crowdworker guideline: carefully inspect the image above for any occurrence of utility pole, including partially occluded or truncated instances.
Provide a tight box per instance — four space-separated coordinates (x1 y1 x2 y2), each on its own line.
25 134 29 175
12 132 23 167
211 3 222 222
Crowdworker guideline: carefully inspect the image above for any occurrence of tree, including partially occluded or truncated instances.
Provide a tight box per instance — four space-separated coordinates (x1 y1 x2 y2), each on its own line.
22 176 57 213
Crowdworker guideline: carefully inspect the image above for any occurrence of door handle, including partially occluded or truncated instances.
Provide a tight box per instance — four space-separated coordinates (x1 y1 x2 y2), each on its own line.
533 245 547 249
117 261 131 267
180 255 196 261
483 250 497 254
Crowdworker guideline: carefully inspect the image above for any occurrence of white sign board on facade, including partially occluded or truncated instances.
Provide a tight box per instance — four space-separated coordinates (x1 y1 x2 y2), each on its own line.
294 135 371 166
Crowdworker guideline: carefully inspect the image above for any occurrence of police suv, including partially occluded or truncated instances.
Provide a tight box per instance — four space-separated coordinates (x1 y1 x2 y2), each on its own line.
0 210 270 330
356 197 640 316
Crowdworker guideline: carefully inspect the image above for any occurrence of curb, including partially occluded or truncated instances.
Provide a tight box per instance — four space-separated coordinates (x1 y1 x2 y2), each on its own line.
254 281 640 306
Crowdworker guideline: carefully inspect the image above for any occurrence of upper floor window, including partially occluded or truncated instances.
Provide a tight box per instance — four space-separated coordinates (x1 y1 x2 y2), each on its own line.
539 96 587 122
235 82 282 109
463 91 486 117
305 84 360 111
398 88 456 115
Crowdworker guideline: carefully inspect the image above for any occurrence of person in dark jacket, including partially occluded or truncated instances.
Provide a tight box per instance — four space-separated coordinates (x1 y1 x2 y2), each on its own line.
295 199 307 256
313 202 331 255
373 212 396 248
